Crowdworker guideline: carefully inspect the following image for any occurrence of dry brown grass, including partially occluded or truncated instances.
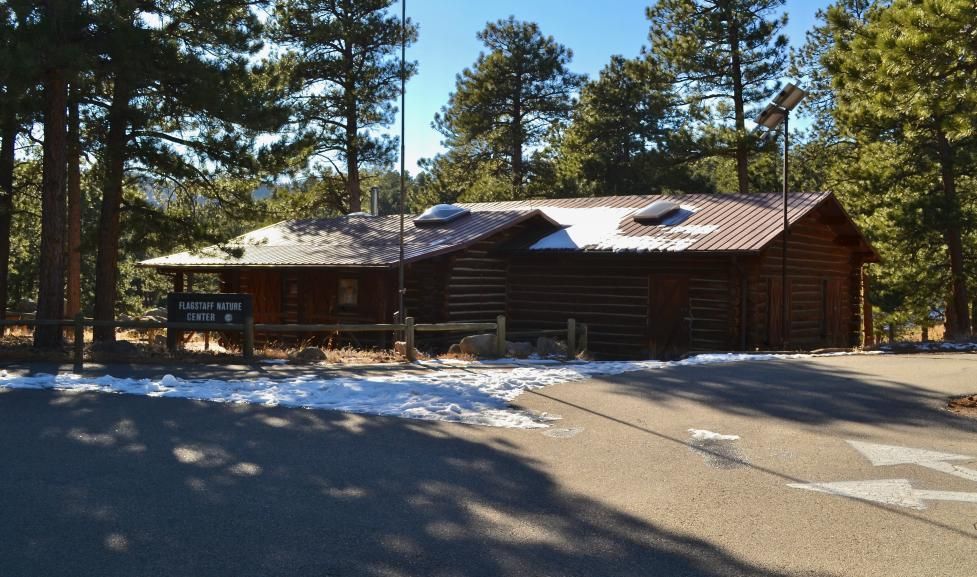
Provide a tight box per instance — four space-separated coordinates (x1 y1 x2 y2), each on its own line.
948 394 977 418
323 346 403 364
0 327 461 366
900 323 946 342
436 350 476 362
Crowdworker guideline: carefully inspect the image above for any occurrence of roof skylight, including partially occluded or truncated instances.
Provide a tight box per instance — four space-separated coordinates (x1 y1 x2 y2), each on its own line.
413 204 471 225
632 200 681 225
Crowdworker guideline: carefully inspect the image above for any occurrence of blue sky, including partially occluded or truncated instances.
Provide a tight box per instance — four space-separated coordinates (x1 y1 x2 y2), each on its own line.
392 0 831 173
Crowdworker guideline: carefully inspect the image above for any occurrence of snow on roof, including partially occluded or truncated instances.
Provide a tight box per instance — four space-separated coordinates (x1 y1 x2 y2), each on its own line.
142 192 875 269
523 205 715 252
461 192 839 254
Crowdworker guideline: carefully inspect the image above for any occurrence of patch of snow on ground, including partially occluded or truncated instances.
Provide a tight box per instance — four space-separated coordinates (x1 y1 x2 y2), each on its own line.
0 351 860 429
688 429 740 441
881 341 977 352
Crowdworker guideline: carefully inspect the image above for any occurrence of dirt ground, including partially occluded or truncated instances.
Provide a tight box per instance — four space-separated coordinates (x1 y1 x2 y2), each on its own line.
947 394 977 417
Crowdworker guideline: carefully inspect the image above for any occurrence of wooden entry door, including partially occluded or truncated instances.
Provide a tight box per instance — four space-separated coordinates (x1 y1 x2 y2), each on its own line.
649 275 690 360
824 278 846 347
768 277 784 347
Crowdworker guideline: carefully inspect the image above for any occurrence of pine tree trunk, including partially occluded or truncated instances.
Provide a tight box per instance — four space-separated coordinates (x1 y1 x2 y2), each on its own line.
343 40 361 213
66 86 82 319
35 65 69 348
937 132 970 338
346 112 361 213
0 113 16 328
93 75 131 342
512 91 523 197
727 7 749 195
971 298 976 335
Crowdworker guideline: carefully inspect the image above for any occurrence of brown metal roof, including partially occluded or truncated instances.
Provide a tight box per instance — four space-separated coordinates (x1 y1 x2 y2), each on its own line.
141 210 559 269
142 191 877 269
461 192 844 253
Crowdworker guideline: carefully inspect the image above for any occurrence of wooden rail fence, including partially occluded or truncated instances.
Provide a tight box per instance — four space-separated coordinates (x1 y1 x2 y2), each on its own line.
0 314 586 372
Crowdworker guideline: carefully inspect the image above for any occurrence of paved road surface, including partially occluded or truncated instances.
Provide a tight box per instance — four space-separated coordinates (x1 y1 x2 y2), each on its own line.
1 354 975 576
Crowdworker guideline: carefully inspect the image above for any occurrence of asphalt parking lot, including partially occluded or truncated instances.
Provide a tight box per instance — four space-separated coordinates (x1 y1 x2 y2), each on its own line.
1 353 975 576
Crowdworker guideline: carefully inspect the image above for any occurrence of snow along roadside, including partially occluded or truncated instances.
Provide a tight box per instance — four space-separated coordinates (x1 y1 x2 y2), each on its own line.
0 352 862 429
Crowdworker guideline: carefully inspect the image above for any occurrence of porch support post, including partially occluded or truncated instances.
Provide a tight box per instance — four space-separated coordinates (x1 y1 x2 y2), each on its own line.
167 271 184 352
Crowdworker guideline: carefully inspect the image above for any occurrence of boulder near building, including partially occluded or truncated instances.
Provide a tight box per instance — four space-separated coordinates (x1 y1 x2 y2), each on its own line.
141 192 878 359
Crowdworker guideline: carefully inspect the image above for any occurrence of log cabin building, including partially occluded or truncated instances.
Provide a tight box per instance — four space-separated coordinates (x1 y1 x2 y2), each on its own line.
141 192 879 359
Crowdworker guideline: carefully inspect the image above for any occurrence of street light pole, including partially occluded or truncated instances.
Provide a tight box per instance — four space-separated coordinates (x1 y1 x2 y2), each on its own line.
754 83 805 351
397 0 406 325
781 109 789 350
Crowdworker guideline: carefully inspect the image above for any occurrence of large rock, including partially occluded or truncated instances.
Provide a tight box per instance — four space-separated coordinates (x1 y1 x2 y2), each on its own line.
393 340 417 359
291 346 327 363
88 340 140 356
536 336 566 357
140 307 167 322
459 333 497 357
505 341 533 359
447 343 463 356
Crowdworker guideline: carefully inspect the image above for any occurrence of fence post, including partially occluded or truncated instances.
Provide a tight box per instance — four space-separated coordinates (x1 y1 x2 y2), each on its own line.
567 318 577 360
405 316 416 362
73 314 84 374
495 315 506 357
243 314 255 361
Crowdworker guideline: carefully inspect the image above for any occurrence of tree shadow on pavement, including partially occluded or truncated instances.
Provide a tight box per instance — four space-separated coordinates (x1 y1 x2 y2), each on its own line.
0 388 838 577
598 359 977 433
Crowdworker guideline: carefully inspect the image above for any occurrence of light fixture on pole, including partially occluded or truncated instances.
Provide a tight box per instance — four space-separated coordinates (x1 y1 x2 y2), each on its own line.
755 82 806 350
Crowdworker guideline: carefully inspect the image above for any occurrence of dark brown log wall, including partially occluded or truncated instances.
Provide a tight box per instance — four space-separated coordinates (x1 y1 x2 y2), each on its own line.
506 253 732 358
405 258 448 322
439 219 551 323
747 212 862 349
444 238 508 322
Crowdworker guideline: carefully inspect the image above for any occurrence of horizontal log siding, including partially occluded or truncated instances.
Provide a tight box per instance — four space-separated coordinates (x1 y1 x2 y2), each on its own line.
444 222 542 323
507 253 733 358
405 259 447 323
688 275 731 352
750 212 861 349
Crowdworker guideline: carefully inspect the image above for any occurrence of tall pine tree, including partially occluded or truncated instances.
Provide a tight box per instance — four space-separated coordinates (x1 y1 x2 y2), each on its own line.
826 0 977 337
432 17 584 200
273 0 417 213
35 0 85 348
646 0 788 194
0 1 35 327
557 54 698 196
90 0 284 342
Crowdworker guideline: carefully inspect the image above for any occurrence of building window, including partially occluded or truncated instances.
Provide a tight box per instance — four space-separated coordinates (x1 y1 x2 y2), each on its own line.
338 278 359 308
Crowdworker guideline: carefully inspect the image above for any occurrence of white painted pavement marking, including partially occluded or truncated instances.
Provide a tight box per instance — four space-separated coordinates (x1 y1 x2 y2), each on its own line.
787 479 977 510
788 479 924 510
913 489 977 504
847 440 977 483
